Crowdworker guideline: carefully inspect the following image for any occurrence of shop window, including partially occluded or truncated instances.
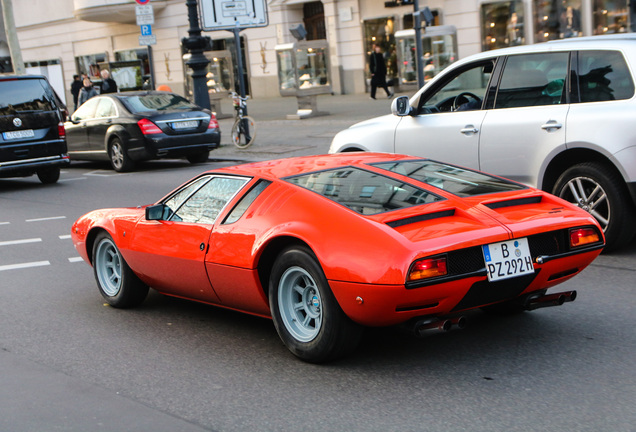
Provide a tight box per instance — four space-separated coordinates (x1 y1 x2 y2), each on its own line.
363 17 397 80
75 53 107 80
593 0 630 34
481 1 525 50
403 10 441 28
533 0 582 42
304 1 326 41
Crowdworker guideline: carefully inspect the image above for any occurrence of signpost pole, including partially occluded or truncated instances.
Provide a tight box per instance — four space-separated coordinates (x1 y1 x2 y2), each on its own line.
183 0 211 109
413 0 425 89
232 26 247 114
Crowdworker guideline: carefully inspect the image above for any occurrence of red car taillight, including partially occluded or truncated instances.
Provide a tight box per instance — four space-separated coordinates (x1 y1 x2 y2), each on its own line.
407 256 448 282
58 122 66 139
570 227 602 248
138 118 162 135
208 114 219 129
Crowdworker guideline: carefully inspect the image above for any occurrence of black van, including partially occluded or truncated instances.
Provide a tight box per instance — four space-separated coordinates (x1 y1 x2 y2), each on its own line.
0 75 70 184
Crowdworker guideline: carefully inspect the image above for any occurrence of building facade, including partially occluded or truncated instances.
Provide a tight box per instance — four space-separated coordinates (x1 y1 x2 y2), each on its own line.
2 0 635 107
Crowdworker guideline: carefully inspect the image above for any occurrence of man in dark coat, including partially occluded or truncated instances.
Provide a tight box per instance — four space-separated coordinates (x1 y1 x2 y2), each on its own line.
70 74 83 111
369 44 393 99
99 69 118 94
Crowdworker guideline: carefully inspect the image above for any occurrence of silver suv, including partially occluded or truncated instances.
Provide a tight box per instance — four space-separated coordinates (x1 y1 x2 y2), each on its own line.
330 35 636 251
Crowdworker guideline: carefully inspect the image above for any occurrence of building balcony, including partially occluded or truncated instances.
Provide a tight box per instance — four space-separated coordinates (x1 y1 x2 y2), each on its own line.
73 0 166 24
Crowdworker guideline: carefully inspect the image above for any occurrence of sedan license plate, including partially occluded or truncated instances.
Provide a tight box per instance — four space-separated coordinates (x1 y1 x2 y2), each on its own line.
171 120 198 130
482 238 534 282
3 129 35 140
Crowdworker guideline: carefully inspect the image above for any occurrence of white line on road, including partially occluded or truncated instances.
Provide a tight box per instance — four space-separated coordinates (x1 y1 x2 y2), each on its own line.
68 257 84 263
0 261 50 272
26 216 67 223
0 222 9 226
0 238 42 247
59 177 87 182
59 235 71 239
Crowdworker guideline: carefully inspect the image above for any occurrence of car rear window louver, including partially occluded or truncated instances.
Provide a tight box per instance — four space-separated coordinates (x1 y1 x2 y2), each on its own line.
386 209 455 228
483 196 542 210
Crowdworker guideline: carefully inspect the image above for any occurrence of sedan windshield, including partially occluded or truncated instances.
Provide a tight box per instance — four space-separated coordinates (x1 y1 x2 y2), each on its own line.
120 93 198 113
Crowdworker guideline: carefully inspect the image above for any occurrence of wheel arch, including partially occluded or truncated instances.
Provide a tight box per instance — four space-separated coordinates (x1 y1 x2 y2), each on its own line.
85 227 110 266
542 148 631 204
104 126 130 152
256 235 315 298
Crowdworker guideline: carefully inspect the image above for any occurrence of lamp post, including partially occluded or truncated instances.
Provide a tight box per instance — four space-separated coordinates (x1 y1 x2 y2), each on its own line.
1 0 24 74
182 0 210 109
413 0 425 88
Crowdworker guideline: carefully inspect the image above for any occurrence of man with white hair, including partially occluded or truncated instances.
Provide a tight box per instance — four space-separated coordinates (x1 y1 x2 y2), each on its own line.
99 69 118 94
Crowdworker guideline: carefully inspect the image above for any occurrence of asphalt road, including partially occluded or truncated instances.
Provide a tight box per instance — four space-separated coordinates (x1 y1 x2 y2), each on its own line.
1 159 635 432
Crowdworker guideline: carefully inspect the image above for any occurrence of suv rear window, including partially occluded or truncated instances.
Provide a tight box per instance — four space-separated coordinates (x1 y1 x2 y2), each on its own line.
0 79 56 115
285 167 443 215
578 50 635 102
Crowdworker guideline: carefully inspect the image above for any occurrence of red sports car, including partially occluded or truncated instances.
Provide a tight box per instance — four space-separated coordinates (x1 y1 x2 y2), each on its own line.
71 153 604 362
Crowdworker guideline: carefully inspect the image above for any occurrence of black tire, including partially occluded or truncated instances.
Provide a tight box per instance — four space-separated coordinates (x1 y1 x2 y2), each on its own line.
269 246 363 363
109 137 135 172
552 162 636 252
186 150 209 164
36 167 60 184
92 232 148 308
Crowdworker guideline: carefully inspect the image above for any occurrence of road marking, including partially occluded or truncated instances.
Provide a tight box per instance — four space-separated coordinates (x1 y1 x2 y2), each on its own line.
0 261 50 272
68 257 84 263
59 235 71 239
0 222 9 226
0 238 42 246
26 216 67 222
59 177 87 182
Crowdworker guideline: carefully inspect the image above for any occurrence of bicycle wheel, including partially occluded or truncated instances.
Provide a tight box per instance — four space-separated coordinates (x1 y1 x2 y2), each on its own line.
231 115 256 149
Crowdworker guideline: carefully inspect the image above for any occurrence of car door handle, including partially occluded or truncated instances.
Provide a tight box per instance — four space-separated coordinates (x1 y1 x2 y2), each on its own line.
541 121 562 131
460 126 479 135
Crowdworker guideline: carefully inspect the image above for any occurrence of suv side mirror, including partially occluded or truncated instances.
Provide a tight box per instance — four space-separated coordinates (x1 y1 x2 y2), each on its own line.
391 96 412 116
146 204 168 221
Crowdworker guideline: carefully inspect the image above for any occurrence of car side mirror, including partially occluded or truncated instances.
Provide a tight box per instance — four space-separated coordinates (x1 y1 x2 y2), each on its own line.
146 204 168 221
391 96 412 117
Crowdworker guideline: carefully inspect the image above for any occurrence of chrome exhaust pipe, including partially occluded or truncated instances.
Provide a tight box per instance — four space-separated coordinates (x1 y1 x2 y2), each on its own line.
414 318 451 337
413 316 466 337
525 290 577 311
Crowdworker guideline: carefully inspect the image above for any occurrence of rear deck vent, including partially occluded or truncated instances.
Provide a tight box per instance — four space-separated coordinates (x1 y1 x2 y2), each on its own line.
386 209 455 228
484 196 542 210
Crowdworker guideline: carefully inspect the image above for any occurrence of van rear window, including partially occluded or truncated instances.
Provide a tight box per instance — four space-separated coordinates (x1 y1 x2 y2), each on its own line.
0 79 56 115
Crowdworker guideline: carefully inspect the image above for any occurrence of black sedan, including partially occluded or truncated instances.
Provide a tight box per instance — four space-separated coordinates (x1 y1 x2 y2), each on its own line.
65 91 220 172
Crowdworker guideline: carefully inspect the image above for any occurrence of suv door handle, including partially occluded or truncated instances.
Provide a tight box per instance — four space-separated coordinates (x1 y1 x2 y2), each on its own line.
541 121 562 131
460 126 479 135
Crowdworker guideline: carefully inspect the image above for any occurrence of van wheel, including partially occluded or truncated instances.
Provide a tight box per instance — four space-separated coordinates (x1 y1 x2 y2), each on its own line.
36 167 60 184
109 138 135 172
553 162 636 252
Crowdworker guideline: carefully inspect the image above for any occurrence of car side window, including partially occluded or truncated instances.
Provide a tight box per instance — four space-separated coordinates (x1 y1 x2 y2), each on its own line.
170 176 249 224
419 61 494 113
495 52 569 109
71 98 99 121
95 98 116 118
578 50 635 102
223 180 271 224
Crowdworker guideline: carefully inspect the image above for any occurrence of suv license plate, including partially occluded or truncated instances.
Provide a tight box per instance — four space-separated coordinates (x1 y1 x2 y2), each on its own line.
3 129 35 140
482 238 534 282
172 121 198 130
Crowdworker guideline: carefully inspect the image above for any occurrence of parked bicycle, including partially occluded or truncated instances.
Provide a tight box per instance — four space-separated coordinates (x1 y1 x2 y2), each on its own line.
230 92 256 149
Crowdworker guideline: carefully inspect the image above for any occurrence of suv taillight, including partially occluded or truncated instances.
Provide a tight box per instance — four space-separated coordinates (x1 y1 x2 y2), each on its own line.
58 122 66 139
138 118 162 134
208 114 219 129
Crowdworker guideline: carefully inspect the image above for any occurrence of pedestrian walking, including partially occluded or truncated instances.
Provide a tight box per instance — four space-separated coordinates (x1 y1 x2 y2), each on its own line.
70 74 82 111
78 76 97 106
369 44 393 100
99 69 118 94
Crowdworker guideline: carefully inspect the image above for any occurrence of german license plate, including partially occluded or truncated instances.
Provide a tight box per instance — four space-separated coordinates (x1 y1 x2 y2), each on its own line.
482 238 534 282
3 129 35 140
172 120 198 129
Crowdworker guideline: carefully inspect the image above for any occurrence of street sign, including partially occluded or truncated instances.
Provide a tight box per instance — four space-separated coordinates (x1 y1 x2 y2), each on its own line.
139 35 157 46
136 4 154 25
199 0 268 31
140 24 152 36
135 0 150 5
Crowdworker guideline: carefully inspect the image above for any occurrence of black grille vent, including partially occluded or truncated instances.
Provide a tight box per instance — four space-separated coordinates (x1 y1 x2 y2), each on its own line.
528 229 568 256
447 246 485 275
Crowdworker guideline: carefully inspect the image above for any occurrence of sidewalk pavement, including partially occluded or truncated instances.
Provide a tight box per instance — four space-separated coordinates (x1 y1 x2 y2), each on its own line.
210 91 407 161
